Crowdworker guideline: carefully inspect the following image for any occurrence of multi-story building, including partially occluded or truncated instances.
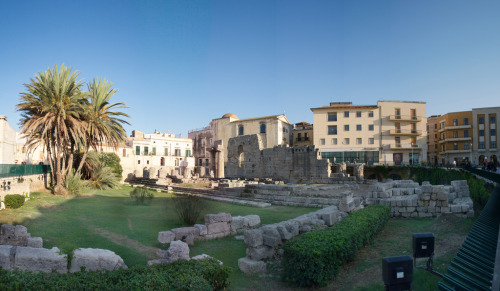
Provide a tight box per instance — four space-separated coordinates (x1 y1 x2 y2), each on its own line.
472 107 499 165
292 122 313 146
188 113 291 178
436 111 473 165
426 115 441 165
126 130 194 178
311 100 427 165
0 115 16 164
311 102 380 164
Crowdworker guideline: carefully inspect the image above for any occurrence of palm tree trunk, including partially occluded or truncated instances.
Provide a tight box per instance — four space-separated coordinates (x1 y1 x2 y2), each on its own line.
76 147 89 174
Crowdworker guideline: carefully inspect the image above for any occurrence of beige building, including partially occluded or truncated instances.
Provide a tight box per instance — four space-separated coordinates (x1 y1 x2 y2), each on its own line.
426 115 441 165
472 107 499 165
292 122 313 146
311 100 427 165
188 113 291 178
126 130 195 179
311 102 380 164
0 116 16 164
436 111 473 165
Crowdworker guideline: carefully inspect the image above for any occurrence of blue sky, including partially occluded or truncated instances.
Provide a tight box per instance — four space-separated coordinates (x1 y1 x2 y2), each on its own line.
1 0 499 136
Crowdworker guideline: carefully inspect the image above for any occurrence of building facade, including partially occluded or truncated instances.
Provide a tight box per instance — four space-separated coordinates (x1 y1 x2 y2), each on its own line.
291 122 313 146
426 115 441 165
436 111 473 165
472 107 499 165
0 116 16 164
188 113 291 178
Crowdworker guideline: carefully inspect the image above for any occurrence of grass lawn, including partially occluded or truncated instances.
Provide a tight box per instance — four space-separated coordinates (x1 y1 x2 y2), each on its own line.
0 186 476 290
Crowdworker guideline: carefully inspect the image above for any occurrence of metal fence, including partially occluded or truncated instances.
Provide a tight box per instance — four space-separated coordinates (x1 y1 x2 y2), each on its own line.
0 164 50 178
464 167 500 184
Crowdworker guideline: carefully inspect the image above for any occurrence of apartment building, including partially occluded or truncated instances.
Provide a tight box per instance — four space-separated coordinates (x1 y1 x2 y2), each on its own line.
472 107 499 165
188 113 291 178
292 122 313 146
0 116 16 164
311 100 427 165
311 102 380 164
426 115 441 165
436 111 473 165
126 130 194 178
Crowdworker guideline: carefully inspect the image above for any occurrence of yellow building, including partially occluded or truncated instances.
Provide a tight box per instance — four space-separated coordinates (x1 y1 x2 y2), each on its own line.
426 115 441 165
436 111 473 165
292 122 313 146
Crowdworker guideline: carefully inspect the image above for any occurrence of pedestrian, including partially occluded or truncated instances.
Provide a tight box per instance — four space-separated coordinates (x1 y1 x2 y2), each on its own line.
453 160 456 168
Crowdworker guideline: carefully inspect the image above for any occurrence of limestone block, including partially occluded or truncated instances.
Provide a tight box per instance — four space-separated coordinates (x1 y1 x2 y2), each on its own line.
244 229 263 248
194 224 208 236
0 224 29 246
379 190 392 199
27 237 43 248
402 213 411 218
422 194 431 201
417 207 427 213
418 212 432 218
238 257 266 274
205 213 232 224
406 207 415 212
437 192 448 201
292 215 312 226
15 247 67 273
158 231 176 244
441 207 450 213
392 189 401 196
231 216 249 234
365 198 379 205
299 225 313 233
450 205 462 213
171 227 200 240
414 188 422 195
321 212 338 226
444 186 452 194
0 202 4 210
276 222 299 241
429 201 436 207
422 181 431 186
207 222 230 236
417 200 425 207
431 193 437 200
246 246 274 261
261 225 282 248
0 245 13 270
461 205 469 212
411 212 418 218
428 207 436 213
421 185 433 193
246 215 261 228
163 240 190 263
432 185 444 194
147 259 169 266
70 248 127 273
458 191 470 198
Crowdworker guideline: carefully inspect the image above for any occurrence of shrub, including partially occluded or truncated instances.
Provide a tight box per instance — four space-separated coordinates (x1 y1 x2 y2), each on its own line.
130 187 154 205
4 194 25 209
65 169 88 196
90 165 121 190
172 194 208 225
99 152 123 178
0 257 231 290
281 204 391 287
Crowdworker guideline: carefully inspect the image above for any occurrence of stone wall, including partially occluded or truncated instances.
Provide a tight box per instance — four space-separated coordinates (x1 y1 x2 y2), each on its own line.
226 135 331 183
158 213 261 246
0 174 46 202
237 206 345 274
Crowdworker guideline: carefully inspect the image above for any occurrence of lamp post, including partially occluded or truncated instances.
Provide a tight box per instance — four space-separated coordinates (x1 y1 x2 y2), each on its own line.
411 142 414 166
469 144 473 166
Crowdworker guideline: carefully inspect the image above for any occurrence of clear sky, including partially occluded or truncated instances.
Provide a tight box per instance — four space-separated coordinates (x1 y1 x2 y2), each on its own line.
1 0 499 136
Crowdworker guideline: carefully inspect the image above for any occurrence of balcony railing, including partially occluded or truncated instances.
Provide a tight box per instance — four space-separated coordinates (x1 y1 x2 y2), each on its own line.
389 115 422 122
389 129 422 135
296 137 310 142
390 143 422 150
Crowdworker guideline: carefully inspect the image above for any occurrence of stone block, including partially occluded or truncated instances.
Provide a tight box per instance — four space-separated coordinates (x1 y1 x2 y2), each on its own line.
431 193 437 200
276 222 299 241
261 225 282 248
429 200 436 207
414 188 422 195
194 224 208 236
402 212 411 218
163 240 190 263
70 248 128 273
392 189 401 196
437 192 448 201
417 207 427 213
448 192 457 200
0 224 29 246
158 231 176 244
461 205 469 212
238 257 266 274
411 212 418 218
450 205 462 213
246 215 261 228
432 185 444 194
418 212 432 218
421 185 433 193
0 245 13 270
299 225 313 233
27 237 43 248
244 229 263 248
406 207 415 212
231 216 249 234
207 222 230 236
428 207 436 213
171 227 200 240
422 194 431 201
246 246 274 261
15 247 67 273
441 207 450 213
321 212 338 226
205 213 232 224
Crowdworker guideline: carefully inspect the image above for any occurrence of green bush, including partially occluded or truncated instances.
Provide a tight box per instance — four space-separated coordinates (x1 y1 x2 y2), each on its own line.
99 152 123 178
65 169 88 196
130 187 154 205
172 194 208 225
0 257 231 290
281 204 391 287
4 194 25 209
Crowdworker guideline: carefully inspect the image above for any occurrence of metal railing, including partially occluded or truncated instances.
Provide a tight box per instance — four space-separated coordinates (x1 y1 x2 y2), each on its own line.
0 164 50 178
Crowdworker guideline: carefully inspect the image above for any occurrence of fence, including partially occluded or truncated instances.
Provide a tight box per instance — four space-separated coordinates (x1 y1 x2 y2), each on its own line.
464 167 500 184
0 164 50 178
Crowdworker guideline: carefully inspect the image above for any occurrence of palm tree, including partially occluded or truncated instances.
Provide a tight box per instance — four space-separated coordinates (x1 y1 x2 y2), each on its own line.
75 78 130 173
17 64 87 195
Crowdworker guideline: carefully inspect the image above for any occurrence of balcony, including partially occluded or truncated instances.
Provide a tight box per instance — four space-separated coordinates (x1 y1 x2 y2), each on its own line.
390 143 422 150
389 129 422 136
441 149 472 154
438 124 472 132
296 137 310 142
438 137 472 143
389 115 422 122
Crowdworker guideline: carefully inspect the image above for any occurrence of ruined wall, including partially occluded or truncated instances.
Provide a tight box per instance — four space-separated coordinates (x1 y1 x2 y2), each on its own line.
226 135 331 183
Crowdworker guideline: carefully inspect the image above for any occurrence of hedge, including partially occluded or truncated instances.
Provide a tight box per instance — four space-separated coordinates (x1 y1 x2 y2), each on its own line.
4 194 25 209
0 257 231 290
281 204 391 287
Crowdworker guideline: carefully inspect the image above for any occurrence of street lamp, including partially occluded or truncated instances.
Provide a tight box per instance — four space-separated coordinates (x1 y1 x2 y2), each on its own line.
411 142 414 166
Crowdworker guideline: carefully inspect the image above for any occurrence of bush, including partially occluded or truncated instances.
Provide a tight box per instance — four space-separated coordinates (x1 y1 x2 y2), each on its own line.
281 204 391 287
0 257 231 290
130 187 154 205
4 194 25 209
172 194 208 225
65 169 88 196
90 165 121 190
99 152 123 178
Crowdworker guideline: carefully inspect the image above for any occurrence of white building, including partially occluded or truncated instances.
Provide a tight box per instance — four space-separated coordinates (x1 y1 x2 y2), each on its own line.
0 115 16 164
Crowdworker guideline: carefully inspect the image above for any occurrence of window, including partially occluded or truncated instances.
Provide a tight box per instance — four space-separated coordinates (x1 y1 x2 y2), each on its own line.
146 160 149 165
492 141 497 149
434 124 437 129
328 125 337 135
464 130 469 138
479 130 485 137
453 119 458 126
464 118 469 125
185 150 191 157
491 116 496 124
205 158 209 165
464 143 470 150
320 139 325 145
144 147 149 155
160 157 165 166
356 111 361 117
344 111 349 118
238 125 244 136
479 117 484 124
199 158 202 166
174 148 181 156
122 149 126 157
344 125 349 131
136 146 140 155
331 138 337 145
453 131 458 138
344 138 350 145
152 147 156 155
491 129 496 136
297 133 302 141
453 143 458 150
164 148 169 156
304 133 309 141
369 138 374 144
356 138 362 145
441 122 445 129
356 124 362 131
410 109 416 119
260 123 266 133
369 124 374 131
328 112 337 121
368 111 374 117
479 141 485 149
